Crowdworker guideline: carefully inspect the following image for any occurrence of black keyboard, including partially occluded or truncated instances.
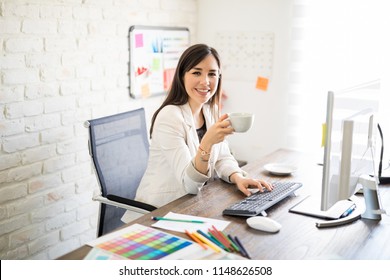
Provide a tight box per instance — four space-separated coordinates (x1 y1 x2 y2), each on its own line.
223 181 303 216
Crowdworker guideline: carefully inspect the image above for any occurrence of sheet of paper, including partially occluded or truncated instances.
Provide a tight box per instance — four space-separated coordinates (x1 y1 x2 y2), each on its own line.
151 212 230 233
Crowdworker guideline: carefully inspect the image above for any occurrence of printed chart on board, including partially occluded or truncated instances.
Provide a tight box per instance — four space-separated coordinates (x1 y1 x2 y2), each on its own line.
215 31 275 83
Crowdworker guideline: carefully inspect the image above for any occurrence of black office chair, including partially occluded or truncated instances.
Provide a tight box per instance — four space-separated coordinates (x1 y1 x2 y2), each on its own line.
85 108 157 237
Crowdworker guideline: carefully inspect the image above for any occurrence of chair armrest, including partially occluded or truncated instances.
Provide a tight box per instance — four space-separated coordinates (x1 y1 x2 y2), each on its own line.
106 194 157 212
92 195 156 215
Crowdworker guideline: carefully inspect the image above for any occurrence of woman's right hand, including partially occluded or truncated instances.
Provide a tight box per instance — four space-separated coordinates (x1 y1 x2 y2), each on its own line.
200 114 234 151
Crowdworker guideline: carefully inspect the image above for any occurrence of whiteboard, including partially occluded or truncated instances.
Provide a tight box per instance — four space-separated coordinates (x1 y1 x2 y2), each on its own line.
128 25 190 99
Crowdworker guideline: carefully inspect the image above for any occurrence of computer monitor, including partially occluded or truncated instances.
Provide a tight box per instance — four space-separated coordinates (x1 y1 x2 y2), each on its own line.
321 91 376 211
290 89 383 227
378 124 390 184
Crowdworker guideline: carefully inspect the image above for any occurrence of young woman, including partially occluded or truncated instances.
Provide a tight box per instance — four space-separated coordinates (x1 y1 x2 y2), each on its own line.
132 44 272 211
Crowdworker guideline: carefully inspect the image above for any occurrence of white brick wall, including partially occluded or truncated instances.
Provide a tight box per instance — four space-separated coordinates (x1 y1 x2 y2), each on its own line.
0 0 198 259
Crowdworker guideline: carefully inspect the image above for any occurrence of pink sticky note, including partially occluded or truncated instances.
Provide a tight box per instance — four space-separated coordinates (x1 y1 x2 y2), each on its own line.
135 33 143 48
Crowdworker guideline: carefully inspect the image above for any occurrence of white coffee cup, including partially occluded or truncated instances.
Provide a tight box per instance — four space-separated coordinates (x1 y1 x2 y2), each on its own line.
228 112 254 133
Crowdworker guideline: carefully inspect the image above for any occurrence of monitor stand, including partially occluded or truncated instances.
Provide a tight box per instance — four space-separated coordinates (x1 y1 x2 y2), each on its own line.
359 174 385 220
289 175 385 228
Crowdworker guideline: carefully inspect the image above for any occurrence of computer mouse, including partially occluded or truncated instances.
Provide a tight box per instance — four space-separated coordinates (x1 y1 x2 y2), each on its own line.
246 216 282 233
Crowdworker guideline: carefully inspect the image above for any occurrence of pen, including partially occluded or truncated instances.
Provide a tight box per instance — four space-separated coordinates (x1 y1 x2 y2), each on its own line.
341 204 356 218
151 216 205 224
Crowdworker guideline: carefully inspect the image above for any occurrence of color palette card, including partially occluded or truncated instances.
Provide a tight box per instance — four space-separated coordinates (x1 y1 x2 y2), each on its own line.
87 224 213 260
84 247 127 260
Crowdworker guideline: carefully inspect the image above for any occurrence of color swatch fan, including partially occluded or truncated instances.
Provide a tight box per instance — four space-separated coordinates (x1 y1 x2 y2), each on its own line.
87 224 193 260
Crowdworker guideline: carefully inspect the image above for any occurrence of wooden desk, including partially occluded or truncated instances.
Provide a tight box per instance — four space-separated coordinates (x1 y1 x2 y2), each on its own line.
59 149 390 260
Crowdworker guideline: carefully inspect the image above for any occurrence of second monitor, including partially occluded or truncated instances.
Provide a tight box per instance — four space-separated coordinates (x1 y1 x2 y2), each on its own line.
290 89 384 227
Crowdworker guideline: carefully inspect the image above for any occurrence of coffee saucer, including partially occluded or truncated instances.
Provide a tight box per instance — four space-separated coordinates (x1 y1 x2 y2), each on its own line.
264 163 297 176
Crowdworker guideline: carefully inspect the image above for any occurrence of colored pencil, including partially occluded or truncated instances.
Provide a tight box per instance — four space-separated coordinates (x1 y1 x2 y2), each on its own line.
210 226 234 250
151 216 205 223
208 228 232 251
207 230 231 252
220 231 238 252
227 234 240 252
185 230 208 250
197 230 220 246
198 230 229 251
192 231 221 253
234 236 251 259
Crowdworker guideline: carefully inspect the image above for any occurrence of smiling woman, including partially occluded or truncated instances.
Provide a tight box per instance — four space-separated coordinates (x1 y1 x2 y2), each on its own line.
122 44 273 222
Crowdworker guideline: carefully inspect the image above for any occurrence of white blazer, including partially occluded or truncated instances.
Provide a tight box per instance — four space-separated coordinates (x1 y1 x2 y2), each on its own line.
134 103 244 208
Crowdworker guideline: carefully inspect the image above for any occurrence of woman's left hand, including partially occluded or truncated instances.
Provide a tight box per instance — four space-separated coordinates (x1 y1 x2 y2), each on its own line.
230 173 273 197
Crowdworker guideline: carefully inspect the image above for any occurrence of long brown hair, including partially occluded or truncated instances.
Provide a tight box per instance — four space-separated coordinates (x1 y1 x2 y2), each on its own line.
149 44 222 137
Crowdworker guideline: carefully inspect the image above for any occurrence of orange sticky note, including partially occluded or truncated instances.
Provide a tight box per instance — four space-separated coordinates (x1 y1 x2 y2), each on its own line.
256 76 269 91
141 84 150 98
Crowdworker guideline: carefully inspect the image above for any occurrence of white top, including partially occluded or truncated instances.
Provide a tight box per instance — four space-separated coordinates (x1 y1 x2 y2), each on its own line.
134 102 244 208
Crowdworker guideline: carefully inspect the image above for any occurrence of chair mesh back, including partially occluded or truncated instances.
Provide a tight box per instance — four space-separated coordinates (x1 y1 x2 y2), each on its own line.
88 108 149 236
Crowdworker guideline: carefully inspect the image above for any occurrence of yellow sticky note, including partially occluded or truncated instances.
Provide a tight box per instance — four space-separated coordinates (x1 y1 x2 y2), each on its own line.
256 76 269 91
321 123 326 147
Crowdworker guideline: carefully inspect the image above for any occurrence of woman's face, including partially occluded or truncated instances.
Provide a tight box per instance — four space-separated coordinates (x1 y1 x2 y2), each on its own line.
184 54 220 109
